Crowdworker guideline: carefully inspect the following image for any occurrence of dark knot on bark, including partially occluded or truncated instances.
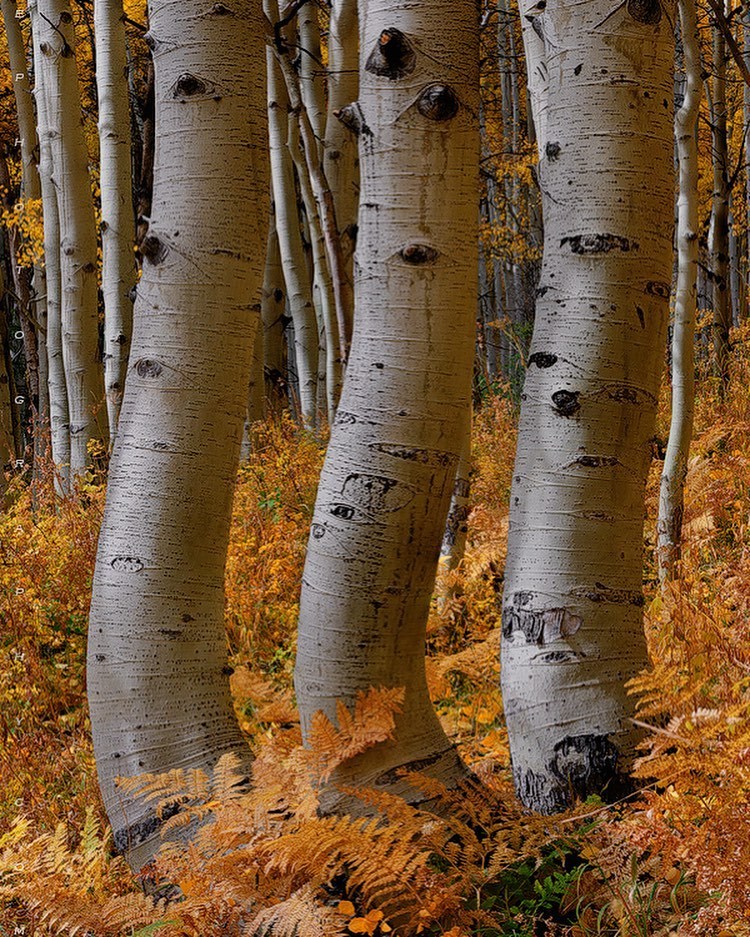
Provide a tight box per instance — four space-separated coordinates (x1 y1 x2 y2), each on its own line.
365 28 416 80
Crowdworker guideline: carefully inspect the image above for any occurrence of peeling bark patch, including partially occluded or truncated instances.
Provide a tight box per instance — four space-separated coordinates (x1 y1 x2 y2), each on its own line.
134 358 164 379
365 28 416 80
627 0 662 24
572 583 644 606
342 473 414 513
371 443 457 468
111 556 144 572
561 234 638 254
528 352 558 369
416 84 460 121
545 141 561 160
400 243 439 265
551 389 580 416
502 604 582 645
645 280 670 298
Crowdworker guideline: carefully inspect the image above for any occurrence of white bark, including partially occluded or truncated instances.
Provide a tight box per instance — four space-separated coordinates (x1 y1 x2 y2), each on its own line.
657 0 700 583
94 0 137 439
266 32 319 428
324 0 359 351
501 0 675 812
87 0 267 869
29 0 70 489
298 3 326 159
37 0 107 478
440 404 471 571
295 0 479 803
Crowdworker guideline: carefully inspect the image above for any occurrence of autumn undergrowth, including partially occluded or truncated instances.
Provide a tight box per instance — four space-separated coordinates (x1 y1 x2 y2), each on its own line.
2 342 750 933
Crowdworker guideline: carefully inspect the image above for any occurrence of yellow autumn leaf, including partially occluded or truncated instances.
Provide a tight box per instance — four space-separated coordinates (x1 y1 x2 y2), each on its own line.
337 900 356 916
349 918 375 934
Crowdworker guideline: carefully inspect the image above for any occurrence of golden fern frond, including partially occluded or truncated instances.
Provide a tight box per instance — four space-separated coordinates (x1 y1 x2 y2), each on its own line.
116 765 211 810
306 686 405 782
247 884 348 937
209 750 249 802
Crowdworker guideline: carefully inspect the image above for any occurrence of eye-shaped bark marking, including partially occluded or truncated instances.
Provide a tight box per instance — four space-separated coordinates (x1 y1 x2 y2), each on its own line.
342 473 415 513
399 243 439 265
311 523 326 539
545 141 561 160
365 28 416 79
572 454 620 468
416 84 460 121
134 358 164 379
171 72 216 100
626 0 662 25
551 389 580 416
645 279 670 298
528 351 558 369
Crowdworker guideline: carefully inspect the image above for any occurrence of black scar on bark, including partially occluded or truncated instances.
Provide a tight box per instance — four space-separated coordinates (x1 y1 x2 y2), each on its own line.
545 141 561 160
646 280 670 298
134 358 164 378
573 454 620 468
335 102 368 137
172 73 213 99
371 442 458 468
140 234 167 265
513 734 628 813
561 234 639 254
528 351 557 369
551 389 580 416
112 802 182 854
573 582 644 606
365 28 416 80
311 523 326 539
111 556 144 572
400 243 439 265
417 84 460 121
330 503 356 520
636 305 645 328
502 597 582 645
627 0 662 24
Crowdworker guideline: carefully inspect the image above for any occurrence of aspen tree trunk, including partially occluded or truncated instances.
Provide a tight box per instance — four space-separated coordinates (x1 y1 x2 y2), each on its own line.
266 35 318 428
29 0 70 489
288 110 342 422
0 267 16 494
295 0 479 802
298 4 326 157
87 1 267 870
2 0 49 459
261 222 289 412
657 0 700 584
709 22 731 388
502 0 674 812
324 0 359 349
94 0 137 438
440 407 471 571
37 0 107 478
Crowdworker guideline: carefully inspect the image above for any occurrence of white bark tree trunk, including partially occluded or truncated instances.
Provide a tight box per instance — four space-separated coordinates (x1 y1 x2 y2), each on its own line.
29 0 70 489
94 0 137 439
37 0 107 478
261 220 288 413
324 0 359 351
266 30 319 428
87 0 267 870
501 0 675 812
294 0 479 804
657 0 701 584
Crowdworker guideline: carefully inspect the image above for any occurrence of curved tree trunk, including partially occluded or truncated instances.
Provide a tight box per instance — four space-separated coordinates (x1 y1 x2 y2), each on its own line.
87 0 268 870
29 0 70 490
294 0 479 805
501 0 674 813
94 0 137 439
37 0 107 478
657 0 701 583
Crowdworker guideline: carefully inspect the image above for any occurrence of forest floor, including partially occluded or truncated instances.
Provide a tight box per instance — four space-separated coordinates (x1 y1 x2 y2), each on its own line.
1 329 750 936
